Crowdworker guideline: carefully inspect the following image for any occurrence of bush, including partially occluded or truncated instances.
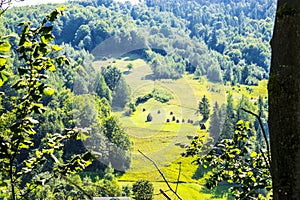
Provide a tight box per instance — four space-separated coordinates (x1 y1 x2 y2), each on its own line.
132 180 154 200
152 88 173 103
135 93 153 106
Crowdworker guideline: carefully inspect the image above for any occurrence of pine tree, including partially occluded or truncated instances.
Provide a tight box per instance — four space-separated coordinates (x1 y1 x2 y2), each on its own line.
198 95 210 120
209 102 223 140
236 94 254 121
220 93 235 140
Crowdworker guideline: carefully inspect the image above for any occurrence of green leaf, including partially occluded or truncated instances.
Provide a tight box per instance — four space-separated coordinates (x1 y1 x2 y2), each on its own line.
19 143 30 149
247 171 254 177
43 87 55 96
236 120 244 125
47 8 64 22
35 150 42 158
39 26 53 35
48 64 56 71
0 70 10 86
40 34 54 44
25 117 39 124
250 152 257 158
56 56 70 65
245 121 250 130
22 41 33 47
0 182 8 192
0 41 11 53
51 45 62 51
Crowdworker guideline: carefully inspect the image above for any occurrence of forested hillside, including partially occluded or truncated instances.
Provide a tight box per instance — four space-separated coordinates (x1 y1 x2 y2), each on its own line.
0 0 275 199
3 0 276 84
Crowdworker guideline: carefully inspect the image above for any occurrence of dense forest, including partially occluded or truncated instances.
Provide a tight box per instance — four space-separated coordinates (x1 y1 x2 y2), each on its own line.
0 0 280 199
2 0 276 84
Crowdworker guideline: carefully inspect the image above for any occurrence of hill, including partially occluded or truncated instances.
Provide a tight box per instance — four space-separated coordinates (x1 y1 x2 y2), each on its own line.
0 0 271 199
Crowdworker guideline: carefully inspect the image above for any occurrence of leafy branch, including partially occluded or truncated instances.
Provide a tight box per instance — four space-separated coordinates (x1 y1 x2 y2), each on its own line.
183 120 272 199
241 108 271 170
0 8 94 199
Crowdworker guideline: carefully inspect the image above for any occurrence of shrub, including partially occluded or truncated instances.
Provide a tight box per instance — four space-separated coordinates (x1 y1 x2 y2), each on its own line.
132 180 154 200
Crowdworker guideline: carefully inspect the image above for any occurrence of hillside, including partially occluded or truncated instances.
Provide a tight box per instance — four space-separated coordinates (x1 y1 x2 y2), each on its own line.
99 54 267 199
0 0 272 199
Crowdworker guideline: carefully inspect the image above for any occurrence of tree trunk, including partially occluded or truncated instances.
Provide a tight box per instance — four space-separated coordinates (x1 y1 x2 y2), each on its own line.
269 1 300 199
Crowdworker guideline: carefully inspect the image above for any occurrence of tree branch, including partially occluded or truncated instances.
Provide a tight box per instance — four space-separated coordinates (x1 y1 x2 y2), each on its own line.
138 150 183 200
260 149 271 172
175 162 181 193
241 108 271 167
60 174 93 199
159 189 171 200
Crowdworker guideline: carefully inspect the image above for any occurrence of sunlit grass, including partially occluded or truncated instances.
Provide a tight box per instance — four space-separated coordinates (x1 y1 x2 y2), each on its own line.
94 54 268 199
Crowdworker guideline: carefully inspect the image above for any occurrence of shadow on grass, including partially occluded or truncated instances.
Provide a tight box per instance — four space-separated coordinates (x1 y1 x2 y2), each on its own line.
192 165 210 180
192 166 233 199
123 71 131 75
200 182 233 199
144 74 156 80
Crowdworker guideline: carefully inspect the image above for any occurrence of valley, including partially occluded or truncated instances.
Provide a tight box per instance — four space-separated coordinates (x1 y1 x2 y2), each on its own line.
94 54 268 199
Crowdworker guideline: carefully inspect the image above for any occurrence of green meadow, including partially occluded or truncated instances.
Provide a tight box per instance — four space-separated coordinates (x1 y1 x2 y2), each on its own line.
94 55 267 199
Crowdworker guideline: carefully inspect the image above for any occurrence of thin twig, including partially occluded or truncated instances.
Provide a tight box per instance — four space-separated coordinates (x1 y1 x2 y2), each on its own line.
160 189 172 200
260 149 271 172
138 150 183 200
175 162 181 193
241 108 271 167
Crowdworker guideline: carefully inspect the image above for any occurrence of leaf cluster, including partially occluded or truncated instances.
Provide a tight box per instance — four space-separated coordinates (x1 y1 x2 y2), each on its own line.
0 8 94 199
184 120 272 199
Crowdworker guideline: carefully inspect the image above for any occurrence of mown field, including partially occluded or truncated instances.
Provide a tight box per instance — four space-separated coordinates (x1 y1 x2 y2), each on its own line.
93 55 268 199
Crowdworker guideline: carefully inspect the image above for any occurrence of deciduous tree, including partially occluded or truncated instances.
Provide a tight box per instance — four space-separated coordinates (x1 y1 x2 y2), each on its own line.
0 8 94 199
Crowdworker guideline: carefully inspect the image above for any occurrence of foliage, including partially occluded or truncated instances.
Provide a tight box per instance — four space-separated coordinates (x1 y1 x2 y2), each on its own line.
135 93 153 106
197 95 210 120
25 169 123 199
101 116 131 171
132 179 154 200
0 8 94 199
208 102 224 140
149 53 185 80
127 63 133 71
0 0 24 16
112 76 131 109
135 87 173 107
3 0 275 85
221 93 236 140
101 65 121 92
254 96 268 152
184 120 272 199
94 73 112 103
207 64 222 83
152 88 173 103
0 35 11 87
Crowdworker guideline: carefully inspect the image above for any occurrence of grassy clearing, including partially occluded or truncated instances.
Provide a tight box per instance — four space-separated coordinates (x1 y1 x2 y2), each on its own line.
93 54 268 199
118 181 227 200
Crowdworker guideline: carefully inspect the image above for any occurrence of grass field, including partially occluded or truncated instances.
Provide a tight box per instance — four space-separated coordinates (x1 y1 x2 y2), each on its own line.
93 54 267 199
